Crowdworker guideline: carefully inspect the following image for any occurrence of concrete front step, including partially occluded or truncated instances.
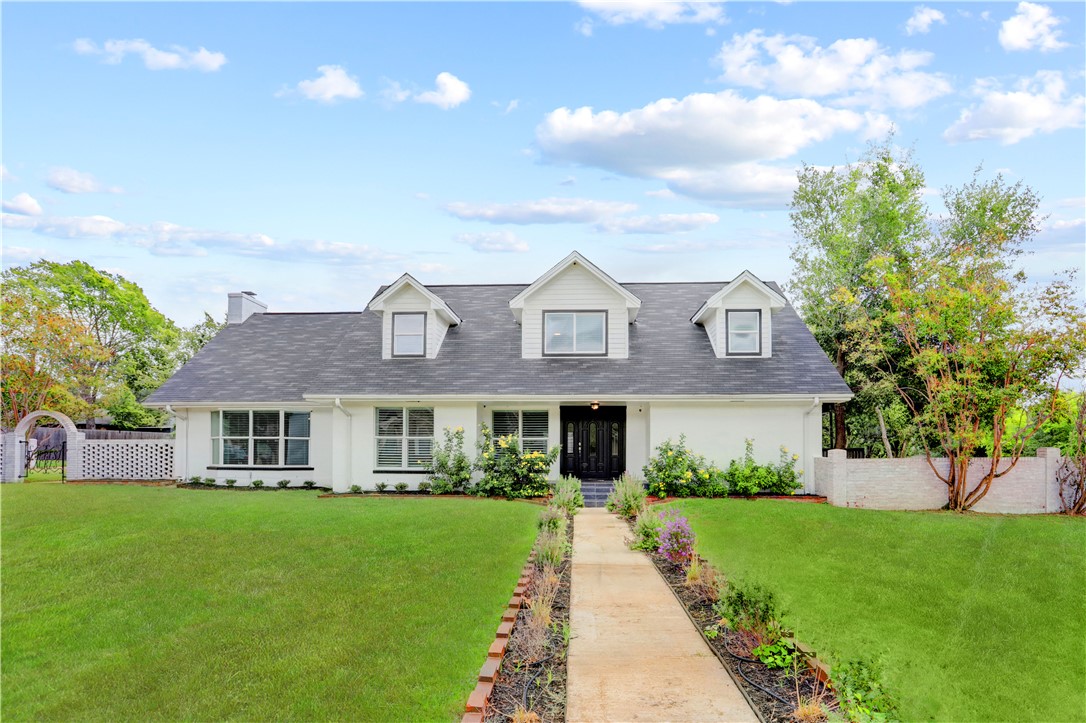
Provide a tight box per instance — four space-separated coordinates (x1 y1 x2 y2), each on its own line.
581 481 615 508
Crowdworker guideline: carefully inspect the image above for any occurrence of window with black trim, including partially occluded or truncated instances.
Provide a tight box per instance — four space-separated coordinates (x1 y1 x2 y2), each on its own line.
211 410 310 466
492 410 549 452
375 407 434 468
392 312 426 357
726 309 761 356
544 311 606 355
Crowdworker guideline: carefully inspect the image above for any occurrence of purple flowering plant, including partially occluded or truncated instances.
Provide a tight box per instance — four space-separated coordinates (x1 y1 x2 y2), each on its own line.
657 514 696 566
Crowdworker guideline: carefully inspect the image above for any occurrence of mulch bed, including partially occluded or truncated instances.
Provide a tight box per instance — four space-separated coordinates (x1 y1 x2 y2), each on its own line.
177 483 327 492
484 520 573 722
631 521 838 723
647 493 828 505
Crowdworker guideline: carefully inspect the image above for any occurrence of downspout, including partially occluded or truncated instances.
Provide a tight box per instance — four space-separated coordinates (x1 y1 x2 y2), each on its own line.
165 405 188 482
803 397 821 494
334 398 353 489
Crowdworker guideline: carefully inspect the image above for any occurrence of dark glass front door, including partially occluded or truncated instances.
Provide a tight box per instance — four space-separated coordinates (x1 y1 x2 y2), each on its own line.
560 406 625 480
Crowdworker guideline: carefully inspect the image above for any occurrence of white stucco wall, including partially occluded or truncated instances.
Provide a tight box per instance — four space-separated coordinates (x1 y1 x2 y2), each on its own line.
173 406 333 487
646 401 821 491
520 263 630 359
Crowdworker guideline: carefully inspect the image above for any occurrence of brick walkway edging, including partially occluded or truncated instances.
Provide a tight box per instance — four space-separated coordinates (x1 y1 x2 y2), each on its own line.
461 549 537 723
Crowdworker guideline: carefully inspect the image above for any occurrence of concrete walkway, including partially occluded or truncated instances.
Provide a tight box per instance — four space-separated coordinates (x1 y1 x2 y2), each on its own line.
566 508 758 723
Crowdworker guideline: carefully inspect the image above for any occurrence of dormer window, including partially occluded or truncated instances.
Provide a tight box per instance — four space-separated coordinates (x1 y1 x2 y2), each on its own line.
544 311 606 356
392 312 426 357
726 310 761 356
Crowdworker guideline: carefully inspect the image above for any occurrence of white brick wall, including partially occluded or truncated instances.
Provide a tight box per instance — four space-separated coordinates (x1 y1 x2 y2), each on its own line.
813 449 1063 513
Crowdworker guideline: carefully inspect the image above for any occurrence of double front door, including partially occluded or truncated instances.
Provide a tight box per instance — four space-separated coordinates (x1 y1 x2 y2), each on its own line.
560 406 625 480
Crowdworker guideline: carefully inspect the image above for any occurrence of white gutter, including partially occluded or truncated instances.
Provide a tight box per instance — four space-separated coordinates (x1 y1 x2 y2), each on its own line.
803 396 821 493
334 397 353 488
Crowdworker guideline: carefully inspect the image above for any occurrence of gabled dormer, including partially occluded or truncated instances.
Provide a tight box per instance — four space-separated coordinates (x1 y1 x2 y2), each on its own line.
691 270 786 359
367 274 461 359
509 251 641 359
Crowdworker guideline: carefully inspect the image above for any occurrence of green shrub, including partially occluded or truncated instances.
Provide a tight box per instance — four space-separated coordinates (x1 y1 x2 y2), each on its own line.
303 480 316 489
225 479 237 487
417 480 433 494
277 479 290 489
474 424 560 498
752 639 797 669
833 658 901 722
428 426 474 494
251 480 264 488
538 505 566 532
187 476 201 486
714 579 783 642
643 436 727 498
394 481 408 493
349 484 362 494
725 439 803 496
551 475 584 515
605 473 647 517
203 477 216 486
630 509 666 551
375 482 388 493
534 530 569 568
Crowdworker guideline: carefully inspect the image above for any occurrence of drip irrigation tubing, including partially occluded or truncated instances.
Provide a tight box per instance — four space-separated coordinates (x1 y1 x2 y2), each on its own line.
723 629 793 707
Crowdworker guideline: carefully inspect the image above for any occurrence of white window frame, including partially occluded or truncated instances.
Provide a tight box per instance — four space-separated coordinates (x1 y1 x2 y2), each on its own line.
392 312 427 357
374 407 434 470
492 410 550 453
211 410 311 467
543 310 607 356
726 309 762 356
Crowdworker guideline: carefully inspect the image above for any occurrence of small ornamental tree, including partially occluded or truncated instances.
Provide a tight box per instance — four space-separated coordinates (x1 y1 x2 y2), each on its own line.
854 172 1086 511
1057 392 1086 515
428 425 473 494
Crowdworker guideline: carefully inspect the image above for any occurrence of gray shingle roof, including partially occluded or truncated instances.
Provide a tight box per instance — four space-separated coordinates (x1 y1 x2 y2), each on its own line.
147 282 852 404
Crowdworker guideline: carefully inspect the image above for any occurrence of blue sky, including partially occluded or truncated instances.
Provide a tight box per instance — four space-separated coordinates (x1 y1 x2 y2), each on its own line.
2 1 1083 325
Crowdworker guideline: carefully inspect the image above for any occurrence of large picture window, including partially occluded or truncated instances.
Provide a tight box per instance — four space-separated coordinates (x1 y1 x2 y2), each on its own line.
493 410 549 452
392 312 426 357
211 410 311 466
544 311 606 355
375 407 434 469
726 310 762 356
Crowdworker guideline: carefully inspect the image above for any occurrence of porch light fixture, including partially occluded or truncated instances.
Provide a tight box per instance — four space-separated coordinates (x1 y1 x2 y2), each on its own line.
590 401 600 410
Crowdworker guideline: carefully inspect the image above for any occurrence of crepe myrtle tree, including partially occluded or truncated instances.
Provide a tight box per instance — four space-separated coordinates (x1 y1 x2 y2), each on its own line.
850 170 1086 511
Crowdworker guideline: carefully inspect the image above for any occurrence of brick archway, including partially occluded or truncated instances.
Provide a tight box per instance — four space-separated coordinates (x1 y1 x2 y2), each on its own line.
1 410 85 482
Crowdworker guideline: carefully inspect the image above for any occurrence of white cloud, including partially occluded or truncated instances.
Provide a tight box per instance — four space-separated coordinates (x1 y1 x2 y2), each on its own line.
596 212 719 234
445 197 637 224
1 193 43 216
380 78 411 104
944 70 1084 144
1 211 399 264
0 164 15 182
455 231 530 253
645 188 677 199
905 6 946 35
575 17 595 36
578 1 725 29
283 65 364 103
46 167 123 194
626 240 711 253
0 245 52 265
999 2 1068 52
661 163 806 207
717 30 952 109
504 99 520 114
415 72 471 109
73 38 227 72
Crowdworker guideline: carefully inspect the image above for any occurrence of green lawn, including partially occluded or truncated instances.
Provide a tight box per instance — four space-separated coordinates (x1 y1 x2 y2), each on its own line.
1 484 538 721
668 499 1086 722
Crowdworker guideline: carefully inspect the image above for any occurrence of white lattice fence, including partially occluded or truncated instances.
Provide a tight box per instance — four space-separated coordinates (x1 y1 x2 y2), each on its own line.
81 440 175 480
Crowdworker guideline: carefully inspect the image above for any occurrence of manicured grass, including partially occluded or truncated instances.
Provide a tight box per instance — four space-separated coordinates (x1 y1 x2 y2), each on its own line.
1 484 539 721
668 499 1086 722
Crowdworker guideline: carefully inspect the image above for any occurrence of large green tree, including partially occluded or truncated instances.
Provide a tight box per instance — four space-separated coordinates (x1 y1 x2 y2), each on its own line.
789 139 929 454
855 172 1086 511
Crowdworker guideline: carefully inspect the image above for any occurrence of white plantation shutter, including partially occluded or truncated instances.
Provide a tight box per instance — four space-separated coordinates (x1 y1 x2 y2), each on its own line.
522 411 549 452
376 408 404 436
375 407 434 468
407 408 434 437
493 411 519 438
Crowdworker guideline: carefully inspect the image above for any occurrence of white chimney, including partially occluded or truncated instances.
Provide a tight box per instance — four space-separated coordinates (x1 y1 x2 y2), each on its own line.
227 291 268 324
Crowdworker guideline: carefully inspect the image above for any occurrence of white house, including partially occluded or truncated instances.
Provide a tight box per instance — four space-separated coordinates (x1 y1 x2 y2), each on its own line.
147 252 852 493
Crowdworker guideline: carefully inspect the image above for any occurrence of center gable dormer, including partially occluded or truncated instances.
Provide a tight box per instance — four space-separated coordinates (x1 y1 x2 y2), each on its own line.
367 274 461 359
509 251 641 360
691 270 786 359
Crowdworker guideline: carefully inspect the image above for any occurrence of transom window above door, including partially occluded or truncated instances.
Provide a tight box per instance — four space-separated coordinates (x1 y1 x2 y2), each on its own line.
392 312 426 357
544 311 606 356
